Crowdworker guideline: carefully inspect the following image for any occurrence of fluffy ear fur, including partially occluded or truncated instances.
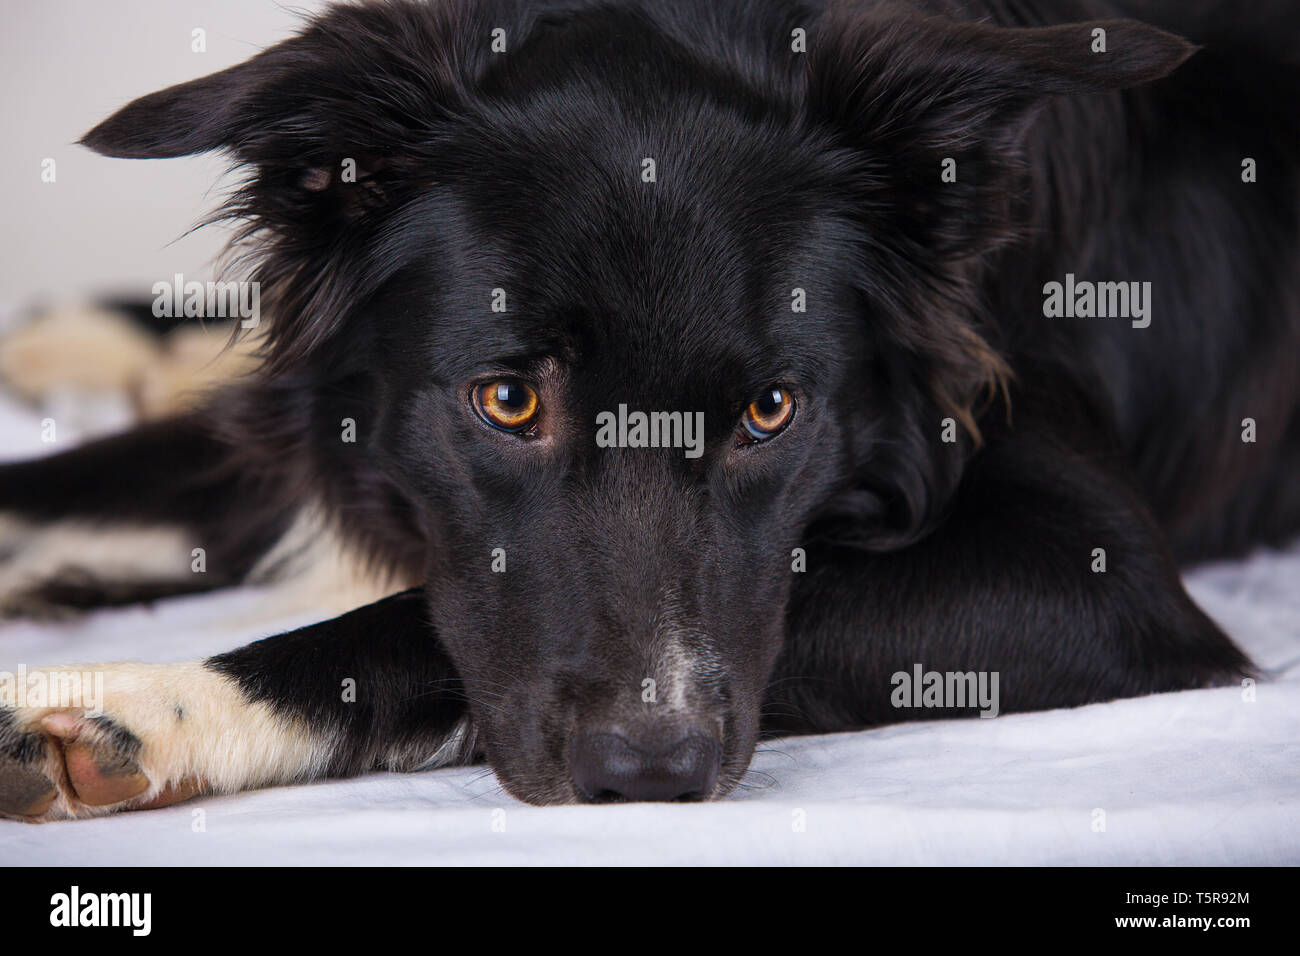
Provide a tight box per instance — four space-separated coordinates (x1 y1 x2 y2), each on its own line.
807 7 1196 257
79 0 496 196
805 6 1195 549
80 0 532 372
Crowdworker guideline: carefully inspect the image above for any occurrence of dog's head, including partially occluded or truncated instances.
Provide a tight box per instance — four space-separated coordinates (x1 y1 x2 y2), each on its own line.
82 0 1193 803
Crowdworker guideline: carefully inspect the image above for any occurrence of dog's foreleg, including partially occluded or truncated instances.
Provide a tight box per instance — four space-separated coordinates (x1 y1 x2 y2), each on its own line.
0 589 470 822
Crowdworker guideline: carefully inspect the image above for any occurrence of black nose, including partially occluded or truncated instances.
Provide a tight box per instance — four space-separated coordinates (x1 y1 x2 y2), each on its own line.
571 731 721 803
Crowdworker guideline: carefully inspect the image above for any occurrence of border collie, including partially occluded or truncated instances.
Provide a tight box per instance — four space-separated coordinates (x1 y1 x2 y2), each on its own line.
1 0 1297 819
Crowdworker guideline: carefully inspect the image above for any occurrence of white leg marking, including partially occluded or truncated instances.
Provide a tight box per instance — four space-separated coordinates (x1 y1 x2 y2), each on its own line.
1 662 330 822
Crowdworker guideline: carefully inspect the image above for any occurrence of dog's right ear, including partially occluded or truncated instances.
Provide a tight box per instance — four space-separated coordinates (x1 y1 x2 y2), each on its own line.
79 1 520 217
79 1 526 371
81 60 263 161
80 3 474 216
80 44 397 225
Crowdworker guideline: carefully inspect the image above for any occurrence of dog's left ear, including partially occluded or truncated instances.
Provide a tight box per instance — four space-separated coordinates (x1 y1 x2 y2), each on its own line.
807 10 1194 550
807 10 1197 256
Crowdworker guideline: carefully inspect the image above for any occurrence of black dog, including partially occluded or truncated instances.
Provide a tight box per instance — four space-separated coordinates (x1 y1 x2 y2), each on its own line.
1 0 1296 820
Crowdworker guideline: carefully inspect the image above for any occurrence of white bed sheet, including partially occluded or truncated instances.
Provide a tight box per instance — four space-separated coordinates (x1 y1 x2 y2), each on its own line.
0 397 1297 866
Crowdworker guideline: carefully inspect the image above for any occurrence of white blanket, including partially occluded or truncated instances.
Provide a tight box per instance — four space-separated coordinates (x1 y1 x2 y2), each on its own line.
1 397 1297 865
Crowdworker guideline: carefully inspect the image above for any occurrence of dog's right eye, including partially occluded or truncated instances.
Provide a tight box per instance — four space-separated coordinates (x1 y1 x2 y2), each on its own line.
473 380 541 434
739 386 795 442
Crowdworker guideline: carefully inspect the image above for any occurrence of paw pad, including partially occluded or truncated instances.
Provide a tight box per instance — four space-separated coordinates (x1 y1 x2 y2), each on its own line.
0 708 150 818
0 710 58 816
43 713 150 807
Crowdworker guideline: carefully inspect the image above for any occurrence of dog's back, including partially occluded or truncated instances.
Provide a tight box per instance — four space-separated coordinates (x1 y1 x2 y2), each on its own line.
988 0 1300 561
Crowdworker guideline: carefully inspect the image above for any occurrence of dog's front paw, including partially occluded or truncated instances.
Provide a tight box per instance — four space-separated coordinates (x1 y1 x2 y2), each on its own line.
0 665 208 823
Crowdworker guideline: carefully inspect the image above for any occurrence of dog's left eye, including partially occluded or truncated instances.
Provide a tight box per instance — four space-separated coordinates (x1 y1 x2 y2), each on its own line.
740 387 795 441
473 380 540 434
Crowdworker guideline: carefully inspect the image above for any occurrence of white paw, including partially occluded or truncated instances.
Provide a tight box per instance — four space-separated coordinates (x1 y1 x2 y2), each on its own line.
0 696 202 823
1 661 328 822
1 663 218 822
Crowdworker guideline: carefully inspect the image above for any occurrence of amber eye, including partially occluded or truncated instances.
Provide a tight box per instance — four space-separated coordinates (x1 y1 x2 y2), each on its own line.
473 380 540 433
740 387 795 441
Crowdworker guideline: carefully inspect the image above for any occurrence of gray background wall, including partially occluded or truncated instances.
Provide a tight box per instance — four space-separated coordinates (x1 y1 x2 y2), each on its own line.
0 0 327 312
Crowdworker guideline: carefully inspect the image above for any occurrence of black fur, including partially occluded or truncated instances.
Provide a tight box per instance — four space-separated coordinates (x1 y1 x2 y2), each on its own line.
208 590 471 777
3 0 1297 804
